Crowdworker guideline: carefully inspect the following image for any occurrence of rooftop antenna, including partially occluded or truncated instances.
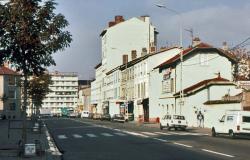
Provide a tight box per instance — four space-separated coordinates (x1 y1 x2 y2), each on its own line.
185 28 194 46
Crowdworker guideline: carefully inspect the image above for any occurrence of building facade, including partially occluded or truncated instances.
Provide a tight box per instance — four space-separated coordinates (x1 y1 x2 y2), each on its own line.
149 40 242 127
39 71 78 116
0 66 21 119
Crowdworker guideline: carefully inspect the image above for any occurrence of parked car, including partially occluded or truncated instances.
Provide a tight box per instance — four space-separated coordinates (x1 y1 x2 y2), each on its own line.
160 114 188 130
93 113 101 120
81 111 89 118
111 114 125 123
211 110 250 138
88 113 94 119
100 114 111 121
68 112 78 118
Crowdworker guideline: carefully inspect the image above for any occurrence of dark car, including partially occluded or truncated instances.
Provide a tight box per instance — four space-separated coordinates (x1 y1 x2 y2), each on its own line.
100 114 111 121
111 114 125 123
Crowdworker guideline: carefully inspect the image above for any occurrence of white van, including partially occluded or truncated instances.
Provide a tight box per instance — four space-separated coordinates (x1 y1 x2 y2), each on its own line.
212 110 250 138
160 114 188 131
81 111 89 118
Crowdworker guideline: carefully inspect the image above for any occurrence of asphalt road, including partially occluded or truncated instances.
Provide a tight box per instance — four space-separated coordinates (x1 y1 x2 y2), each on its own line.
44 118 250 160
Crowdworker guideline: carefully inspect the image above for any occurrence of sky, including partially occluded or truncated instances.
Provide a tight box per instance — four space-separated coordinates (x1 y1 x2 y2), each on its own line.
49 0 250 80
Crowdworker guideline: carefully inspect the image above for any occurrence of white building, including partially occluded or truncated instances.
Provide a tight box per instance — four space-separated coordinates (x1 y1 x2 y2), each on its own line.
40 71 78 116
91 15 158 116
150 40 243 127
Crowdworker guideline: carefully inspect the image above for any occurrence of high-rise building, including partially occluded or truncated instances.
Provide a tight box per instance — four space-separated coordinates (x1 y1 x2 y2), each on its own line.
40 71 78 116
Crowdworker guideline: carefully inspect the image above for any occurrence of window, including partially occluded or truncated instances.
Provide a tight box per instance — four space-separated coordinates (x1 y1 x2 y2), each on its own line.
8 89 16 99
9 103 16 110
8 76 15 86
243 116 250 123
227 116 234 121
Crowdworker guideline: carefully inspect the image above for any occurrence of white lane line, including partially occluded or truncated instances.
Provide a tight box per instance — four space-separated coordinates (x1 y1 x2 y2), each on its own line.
124 131 149 138
72 134 82 138
57 135 67 139
141 132 158 136
113 128 122 132
202 149 234 158
168 132 189 135
173 142 193 148
86 134 97 138
154 132 172 135
114 132 127 136
101 133 114 137
153 138 168 142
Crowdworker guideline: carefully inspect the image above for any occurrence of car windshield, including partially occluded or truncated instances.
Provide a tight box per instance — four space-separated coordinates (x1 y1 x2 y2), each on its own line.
173 115 185 120
242 116 250 123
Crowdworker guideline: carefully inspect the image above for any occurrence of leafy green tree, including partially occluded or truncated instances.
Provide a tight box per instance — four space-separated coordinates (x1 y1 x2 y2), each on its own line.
0 0 72 143
28 73 52 116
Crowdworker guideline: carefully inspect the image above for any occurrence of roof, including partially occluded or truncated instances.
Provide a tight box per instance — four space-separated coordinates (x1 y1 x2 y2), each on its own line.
0 66 19 75
174 76 234 97
94 62 102 69
105 46 179 75
155 42 237 71
204 100 241 105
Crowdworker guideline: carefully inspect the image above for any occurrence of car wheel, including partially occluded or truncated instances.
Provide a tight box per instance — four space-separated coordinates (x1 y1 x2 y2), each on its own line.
160 123 163 130
211 128 216 137
229 130 235 139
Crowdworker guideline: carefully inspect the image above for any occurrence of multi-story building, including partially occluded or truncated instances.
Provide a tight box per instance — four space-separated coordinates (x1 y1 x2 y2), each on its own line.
91 15 158 116
0 66 21 119
40 71 78 116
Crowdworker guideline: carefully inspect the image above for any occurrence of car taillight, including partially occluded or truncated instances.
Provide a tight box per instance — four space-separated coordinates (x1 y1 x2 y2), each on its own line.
237 125 240 131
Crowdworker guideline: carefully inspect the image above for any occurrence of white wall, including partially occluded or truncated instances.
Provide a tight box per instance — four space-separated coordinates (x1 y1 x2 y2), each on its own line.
102 17 156 72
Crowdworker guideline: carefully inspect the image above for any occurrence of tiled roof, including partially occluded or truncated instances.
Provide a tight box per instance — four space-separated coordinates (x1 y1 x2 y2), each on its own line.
155 42 237 70
174 76 233 97
0 66 19 75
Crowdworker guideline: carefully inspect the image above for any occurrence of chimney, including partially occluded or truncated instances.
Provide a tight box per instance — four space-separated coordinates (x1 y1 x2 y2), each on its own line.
108 21 116 27
192 37 201 47
140 15 150 24
131 50 137 60
222 41 228 51
122 54 128 64
115 15 124 24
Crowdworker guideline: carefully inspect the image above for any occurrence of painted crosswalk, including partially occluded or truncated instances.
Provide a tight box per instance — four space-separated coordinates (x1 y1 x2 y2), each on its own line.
56 131 208 140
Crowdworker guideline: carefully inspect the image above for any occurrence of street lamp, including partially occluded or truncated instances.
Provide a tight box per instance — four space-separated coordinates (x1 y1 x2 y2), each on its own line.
156 4 184 114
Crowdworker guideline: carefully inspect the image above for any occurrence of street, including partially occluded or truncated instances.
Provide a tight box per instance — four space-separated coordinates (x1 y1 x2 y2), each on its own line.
44 118 250 160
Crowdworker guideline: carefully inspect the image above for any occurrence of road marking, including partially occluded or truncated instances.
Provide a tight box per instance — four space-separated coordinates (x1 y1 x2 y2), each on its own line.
173 142 193 148
113 128 122 132
153 138 168 142
57 135 67 139
124 131 149 138
114 132 127 136
86 134 97 138
201 149 234 158
72 134 82 138
141 132 158 136
101 133 113 137
154 132 172 135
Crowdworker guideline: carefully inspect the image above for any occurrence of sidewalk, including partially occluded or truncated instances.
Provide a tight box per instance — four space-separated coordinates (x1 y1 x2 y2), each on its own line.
0 119 61 160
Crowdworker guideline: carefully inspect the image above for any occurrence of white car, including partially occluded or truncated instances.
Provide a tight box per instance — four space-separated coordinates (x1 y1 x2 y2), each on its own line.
212 110 250 138
81 111 89 118
160 114 188 130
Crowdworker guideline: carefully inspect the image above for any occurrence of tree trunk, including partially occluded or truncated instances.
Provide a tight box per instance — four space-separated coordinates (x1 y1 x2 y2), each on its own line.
22 73 28 144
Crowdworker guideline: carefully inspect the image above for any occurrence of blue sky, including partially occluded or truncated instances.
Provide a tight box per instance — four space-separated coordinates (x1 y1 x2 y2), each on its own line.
50 0 250 79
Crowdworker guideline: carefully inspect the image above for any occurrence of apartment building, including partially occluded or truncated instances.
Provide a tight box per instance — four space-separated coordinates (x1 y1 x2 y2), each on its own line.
0 66 21 119
40 71 78 116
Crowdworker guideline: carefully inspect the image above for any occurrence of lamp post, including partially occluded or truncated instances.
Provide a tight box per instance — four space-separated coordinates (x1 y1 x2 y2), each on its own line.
156 4 184 114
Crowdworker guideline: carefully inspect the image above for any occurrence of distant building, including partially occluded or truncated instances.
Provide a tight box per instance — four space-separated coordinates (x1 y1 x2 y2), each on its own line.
38 71 78 116
0 66 21 119
78 80 91 112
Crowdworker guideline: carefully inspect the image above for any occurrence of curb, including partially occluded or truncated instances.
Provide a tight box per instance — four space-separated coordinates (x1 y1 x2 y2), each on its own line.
43 122 63 160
